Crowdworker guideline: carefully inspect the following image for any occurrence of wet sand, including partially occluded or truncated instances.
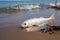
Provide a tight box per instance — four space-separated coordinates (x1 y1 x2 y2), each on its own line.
1 26 60 40
0 8 60 40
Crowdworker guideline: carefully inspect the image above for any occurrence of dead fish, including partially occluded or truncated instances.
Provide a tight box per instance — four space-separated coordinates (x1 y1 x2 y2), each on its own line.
21 13 55 32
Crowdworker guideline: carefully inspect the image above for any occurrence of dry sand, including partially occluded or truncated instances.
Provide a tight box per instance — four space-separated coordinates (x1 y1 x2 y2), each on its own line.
0 25 60 40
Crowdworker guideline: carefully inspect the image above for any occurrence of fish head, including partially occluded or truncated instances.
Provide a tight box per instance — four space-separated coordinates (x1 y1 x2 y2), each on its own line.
21 21 31 32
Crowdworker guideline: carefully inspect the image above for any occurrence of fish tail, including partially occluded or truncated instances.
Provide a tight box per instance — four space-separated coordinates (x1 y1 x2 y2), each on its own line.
49 13 55 26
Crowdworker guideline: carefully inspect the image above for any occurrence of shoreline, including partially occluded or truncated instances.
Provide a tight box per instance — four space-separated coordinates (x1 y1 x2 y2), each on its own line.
0 8 60 40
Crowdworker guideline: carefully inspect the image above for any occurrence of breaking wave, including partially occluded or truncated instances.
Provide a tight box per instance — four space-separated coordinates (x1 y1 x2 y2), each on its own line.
0 4 50 13
0 3 51 10
7 4 41 10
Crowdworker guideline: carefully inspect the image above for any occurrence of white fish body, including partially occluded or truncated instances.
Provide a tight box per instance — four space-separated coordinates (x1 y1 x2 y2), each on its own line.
21 13 55 32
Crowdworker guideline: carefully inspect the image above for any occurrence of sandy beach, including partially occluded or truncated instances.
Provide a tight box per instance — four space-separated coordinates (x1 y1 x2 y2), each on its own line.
0 25 60 40
0 8 60 40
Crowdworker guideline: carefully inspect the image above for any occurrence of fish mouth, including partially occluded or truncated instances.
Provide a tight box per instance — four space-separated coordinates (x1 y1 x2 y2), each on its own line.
20 27 26 31
20 26 29 31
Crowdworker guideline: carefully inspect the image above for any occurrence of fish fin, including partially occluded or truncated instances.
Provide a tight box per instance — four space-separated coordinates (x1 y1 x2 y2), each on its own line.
49 13 55 26
32 24 38 27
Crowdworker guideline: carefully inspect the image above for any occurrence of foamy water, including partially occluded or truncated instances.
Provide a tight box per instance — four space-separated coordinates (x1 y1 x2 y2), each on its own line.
10 4 41 10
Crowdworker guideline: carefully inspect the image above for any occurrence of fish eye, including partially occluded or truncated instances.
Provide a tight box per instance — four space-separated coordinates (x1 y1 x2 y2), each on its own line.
24 23 26 25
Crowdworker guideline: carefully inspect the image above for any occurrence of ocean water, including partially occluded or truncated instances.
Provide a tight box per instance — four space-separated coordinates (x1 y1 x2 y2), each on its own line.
0 0 60 8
